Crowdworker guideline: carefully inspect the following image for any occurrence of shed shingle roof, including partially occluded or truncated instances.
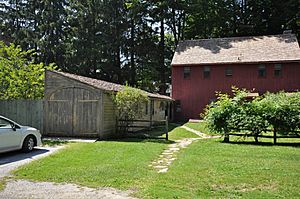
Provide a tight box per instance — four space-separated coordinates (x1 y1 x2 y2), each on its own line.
51 70 173 101
172 34 300 65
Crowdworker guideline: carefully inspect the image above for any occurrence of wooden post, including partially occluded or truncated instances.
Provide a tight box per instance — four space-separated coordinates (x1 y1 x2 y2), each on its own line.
150 100 153 129
165 116 169 141
274 128 277 145
224 131 229 143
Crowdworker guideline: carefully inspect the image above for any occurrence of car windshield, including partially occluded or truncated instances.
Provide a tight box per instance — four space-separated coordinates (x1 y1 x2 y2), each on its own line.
0 118 11 128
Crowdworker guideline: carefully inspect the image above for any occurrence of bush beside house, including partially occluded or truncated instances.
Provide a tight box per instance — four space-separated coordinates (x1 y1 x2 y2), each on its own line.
203 88 300 142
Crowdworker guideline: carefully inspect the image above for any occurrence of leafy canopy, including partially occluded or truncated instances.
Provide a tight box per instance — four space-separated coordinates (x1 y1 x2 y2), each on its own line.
0 42 56 99
203 88 300 136
114 86 149 121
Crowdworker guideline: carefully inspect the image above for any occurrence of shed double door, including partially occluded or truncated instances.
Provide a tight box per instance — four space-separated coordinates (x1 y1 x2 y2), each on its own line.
45 87 100 136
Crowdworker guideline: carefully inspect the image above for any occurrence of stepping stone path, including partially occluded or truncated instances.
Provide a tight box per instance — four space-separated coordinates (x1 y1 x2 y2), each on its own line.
149 125 221 173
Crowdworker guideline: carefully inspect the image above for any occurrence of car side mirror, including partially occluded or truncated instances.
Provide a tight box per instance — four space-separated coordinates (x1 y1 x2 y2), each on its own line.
10 123 16 131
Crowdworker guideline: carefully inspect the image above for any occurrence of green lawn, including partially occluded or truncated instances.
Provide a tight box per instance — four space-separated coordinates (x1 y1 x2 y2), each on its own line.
13 128 300 198
139 139 300 198
14 139 167 190
184 121 216 135
167 126 199 140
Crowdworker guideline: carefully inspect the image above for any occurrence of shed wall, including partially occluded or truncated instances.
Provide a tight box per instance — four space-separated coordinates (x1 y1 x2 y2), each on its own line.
102 93 117 137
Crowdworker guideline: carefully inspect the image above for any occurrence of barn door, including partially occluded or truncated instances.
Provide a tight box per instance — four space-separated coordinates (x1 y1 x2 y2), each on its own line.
73 88 98 135
46 88 73 136
45 87 100 137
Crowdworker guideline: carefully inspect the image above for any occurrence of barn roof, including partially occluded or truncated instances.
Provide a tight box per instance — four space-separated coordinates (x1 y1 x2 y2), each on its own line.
172 34 300 65
50 70 173 101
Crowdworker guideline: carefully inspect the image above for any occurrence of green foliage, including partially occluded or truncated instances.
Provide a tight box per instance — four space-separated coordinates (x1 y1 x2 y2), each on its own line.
203 88 300 136
0 0 298 94
0 42 56 99
203 87 250 134
258 92 300 134
114 86 149 133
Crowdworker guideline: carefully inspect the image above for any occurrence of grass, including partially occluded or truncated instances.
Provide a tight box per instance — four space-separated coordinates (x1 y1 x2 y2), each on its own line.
167 126 199 140
0 179 5 191
12 127 300 198
14 139 167 190
184 121 217 135
138 138 300 198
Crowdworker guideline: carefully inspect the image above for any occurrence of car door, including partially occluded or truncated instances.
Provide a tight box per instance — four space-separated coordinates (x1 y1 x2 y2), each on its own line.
0 118 21 151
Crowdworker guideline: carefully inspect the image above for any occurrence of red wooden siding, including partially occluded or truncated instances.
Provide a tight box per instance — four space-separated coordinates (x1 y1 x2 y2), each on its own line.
172 62 300 121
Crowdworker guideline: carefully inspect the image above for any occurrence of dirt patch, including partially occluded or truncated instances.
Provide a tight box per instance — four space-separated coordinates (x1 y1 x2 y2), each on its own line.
0 179 135 199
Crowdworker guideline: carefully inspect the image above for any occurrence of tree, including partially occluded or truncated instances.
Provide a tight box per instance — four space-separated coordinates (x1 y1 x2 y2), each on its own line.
0 42 56 99
0 0 298 94
113 86 149 134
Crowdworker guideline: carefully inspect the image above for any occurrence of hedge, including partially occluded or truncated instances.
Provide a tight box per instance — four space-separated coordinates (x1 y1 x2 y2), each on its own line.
202 88 300 142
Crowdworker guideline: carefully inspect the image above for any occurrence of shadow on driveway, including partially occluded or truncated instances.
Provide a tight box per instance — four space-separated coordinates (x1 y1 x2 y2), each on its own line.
0 148 50 166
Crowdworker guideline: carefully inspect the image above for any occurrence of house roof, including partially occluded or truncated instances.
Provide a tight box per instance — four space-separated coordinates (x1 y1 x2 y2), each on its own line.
172 34 300 65
50 70 173 101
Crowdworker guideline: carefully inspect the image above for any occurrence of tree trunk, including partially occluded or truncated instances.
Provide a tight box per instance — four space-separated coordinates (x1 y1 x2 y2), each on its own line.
224 130 229 142
159 9 166 94
130 19 136 85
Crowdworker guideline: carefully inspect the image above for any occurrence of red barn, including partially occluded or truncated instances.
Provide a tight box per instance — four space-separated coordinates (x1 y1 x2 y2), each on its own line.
171 34 300 121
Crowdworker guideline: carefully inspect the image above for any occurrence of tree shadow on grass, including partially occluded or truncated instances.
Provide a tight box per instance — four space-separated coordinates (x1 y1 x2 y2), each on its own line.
223 141 300 148
100 123 182 144
103 137 175 144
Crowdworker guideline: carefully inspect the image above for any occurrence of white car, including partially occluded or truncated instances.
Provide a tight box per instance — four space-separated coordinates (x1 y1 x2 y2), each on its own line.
0 115 42 153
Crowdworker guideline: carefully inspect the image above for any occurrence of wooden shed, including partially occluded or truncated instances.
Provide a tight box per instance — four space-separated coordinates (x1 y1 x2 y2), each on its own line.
44 70 173 138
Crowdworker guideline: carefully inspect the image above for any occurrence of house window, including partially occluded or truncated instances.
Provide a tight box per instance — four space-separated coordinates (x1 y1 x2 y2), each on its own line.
225 68 233 77
159 101 165 111
183 67 191 79
203 66 210 78
274 64 282 77
258 64 266 77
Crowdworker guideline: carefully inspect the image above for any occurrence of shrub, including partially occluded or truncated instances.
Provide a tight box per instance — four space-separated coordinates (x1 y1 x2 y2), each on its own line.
258 92 300 134
203 88 300 142
113 86 149 133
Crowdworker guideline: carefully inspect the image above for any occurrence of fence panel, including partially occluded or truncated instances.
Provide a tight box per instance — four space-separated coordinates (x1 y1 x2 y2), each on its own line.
0 100 43 133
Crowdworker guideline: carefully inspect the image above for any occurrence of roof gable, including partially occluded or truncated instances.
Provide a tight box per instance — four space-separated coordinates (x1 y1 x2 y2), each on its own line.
49 70 173 101
172 34 300 65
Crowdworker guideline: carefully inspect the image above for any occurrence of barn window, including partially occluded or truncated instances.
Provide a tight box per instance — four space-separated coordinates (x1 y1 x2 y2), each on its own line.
225 68 233 77
183 67 191 79
258 64 266 77
203 66 210 78
274 64 282 77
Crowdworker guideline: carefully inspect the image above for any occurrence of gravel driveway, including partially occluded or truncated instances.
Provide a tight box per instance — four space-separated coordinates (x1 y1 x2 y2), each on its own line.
0 146 135 199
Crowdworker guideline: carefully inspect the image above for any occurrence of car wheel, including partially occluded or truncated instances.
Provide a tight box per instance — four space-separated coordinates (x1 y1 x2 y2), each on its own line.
22 136 35 153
